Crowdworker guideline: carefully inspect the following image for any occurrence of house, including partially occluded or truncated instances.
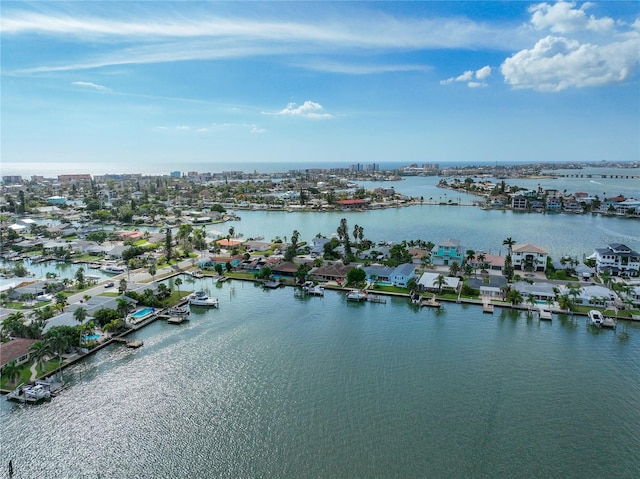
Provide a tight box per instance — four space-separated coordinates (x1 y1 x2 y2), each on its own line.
199 255 243 269
310 263 353 283
564 284 615 307
389 263 416 288
512 281 557 303
469 253 504 272
363 265 394 283
511 244 548 272
593 243 640 277
0 338 39 369
271 262 298 278
358 246 391 261
511 195 528 210
431 239 464 266
407 248 431 264
417 272 460 292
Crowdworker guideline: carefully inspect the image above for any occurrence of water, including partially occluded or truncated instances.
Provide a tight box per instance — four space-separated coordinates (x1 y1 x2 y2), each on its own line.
2 280 639 478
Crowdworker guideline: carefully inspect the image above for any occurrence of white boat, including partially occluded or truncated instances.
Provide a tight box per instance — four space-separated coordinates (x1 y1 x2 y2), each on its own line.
189 291 219 307
347 290 367 301
23 384 51 400
587 310 604 327
102 265 126 274
301 281 324 296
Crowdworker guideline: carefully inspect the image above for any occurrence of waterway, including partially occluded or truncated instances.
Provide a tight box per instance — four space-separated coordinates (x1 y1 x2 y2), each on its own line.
2 280 639 478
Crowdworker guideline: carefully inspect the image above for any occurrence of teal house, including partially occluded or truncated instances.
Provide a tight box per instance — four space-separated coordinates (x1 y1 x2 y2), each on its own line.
430 239 464 266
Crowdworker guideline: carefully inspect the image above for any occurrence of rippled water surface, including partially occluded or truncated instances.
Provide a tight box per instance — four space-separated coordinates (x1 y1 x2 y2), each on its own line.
2 281 640 478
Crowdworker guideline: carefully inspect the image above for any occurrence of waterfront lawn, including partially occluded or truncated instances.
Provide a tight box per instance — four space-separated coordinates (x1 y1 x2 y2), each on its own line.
370 284 405 294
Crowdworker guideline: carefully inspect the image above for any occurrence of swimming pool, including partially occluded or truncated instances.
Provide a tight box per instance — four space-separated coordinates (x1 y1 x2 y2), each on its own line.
82 334 101 341
131 307 155 319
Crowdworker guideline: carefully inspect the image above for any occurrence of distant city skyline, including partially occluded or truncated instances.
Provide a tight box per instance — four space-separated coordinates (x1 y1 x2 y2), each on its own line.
1 1 639 171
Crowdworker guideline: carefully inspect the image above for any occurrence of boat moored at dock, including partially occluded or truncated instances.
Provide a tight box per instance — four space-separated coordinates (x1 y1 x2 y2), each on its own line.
587 310 604 327
189 291 220 307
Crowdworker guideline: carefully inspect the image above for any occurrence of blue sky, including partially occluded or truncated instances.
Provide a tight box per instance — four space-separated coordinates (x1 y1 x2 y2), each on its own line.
1 1 639 172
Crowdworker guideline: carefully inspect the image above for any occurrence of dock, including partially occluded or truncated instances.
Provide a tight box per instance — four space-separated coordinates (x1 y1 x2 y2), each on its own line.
367 294 386 304
113 338 144 348
538 308 552 320
482 302 494 314
602 317 617 329
420 295 441 308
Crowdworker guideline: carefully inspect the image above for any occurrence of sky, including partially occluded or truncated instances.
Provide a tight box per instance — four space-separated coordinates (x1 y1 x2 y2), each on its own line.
1 1 639 174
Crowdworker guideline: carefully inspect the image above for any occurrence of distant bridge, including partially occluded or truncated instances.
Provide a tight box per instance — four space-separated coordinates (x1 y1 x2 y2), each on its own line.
556 173 639 179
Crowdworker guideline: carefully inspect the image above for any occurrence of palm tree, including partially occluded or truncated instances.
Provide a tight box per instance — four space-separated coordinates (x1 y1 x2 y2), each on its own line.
55 292 68 312
73 306 88 325
465 249 476 264
557 294 573 312
477 253 487 272
502 237 516 255
507 289 523 306
46 329 69 371
174 277 183 295
119 278 128 294
148 264 157 282
116 298 130 320
1 360 21 387
449 261 460 277
433 274 447 294
29 341 50 375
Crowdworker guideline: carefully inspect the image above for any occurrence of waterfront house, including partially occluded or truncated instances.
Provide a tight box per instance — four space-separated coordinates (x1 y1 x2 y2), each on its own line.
389 263 416 288
271 262 298 279
563 284 615 307
511 244 548 272
511 195 528 210
358 246 391 261
0 338 38 370
310 263 353 284
417 272 460 292
363 265 394 283
407 248 431 265
593 243 640 277
199 255 243 270
431 239 464 266
512 281 556 303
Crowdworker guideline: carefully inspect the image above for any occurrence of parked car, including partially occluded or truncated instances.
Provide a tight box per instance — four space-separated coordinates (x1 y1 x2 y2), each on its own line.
104 282 115 288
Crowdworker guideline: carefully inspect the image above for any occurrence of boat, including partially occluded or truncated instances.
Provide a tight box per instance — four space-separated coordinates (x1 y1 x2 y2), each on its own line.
587 309 604 327
347 290 367 301
301 281 324 296
167 306 189 316
102 264 126 274
189 291 219 307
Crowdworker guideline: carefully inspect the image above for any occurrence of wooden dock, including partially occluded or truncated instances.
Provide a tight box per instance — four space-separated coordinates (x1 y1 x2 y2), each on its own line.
367 295 386 304
113 338 144 348
420 296 441 308
167 316 188 324
482 302 494 314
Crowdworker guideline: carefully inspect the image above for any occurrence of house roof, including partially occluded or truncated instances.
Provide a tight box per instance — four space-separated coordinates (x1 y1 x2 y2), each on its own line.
311 263 353 278
272 262 298 274
418 273 460 289
512 243 548 254
391 263 416 277
0 338 38 368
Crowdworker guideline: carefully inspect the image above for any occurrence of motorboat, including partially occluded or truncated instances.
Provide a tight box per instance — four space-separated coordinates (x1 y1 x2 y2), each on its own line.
346 290 367 301
587 310 604 327
189 291 219 307
102 264 126 274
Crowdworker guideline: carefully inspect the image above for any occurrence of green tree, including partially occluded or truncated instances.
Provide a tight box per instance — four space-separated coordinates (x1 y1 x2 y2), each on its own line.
214 263 223 276
46 328 69 370
1 360 21 386
449 261 460 277
502 237 516 255
148 264 157 281
29 341 50 374
433 274 447 294
507 289 523 305
346 267 366 285
165 227 173 262
73 306 88 324
55 292 68 312
116 298 130 319
174 277 183 294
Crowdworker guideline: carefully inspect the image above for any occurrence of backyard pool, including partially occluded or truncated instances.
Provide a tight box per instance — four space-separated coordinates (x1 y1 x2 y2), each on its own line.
82 334 101 341
130 307 155 321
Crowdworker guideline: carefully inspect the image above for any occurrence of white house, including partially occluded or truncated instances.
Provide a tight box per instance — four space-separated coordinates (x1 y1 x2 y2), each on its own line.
593 243 640 277
511 243 548 272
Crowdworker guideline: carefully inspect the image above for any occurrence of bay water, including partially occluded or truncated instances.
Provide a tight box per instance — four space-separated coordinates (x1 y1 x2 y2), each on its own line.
2 280 639 478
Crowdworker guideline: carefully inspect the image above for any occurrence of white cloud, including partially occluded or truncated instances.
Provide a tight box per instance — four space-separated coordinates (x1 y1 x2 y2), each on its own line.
501 35 639 91
277 101 332 119
475 65 492 80
176 125 190 130
440 65 492 87
500 2 639 92
529 2 615 34
71 81 110 91
250 126 266 134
